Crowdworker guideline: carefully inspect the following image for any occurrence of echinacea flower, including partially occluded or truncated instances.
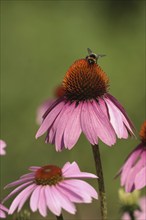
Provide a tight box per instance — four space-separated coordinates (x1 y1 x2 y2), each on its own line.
3 162 98 217
121 197 146 220
0 203 8 218
36 49 134 151
118 121 146 192
0 140 7 156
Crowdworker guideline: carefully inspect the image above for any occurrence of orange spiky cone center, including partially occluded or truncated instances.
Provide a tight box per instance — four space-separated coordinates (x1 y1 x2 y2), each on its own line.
139 121 146 144
62 59 109 102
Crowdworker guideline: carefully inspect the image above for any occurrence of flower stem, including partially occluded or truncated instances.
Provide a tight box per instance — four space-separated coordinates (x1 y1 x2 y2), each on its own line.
56 214 64 220
129 212 135 220
92 144 107 220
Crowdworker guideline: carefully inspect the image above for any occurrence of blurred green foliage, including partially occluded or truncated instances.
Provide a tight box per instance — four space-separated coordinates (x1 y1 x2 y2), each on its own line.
0 1 145 219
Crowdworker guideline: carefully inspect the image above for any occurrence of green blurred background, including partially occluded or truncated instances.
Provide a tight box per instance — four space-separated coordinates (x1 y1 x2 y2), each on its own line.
0 1 145 219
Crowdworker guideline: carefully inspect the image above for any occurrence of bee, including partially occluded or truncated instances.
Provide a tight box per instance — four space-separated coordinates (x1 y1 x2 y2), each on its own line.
86 48 106 64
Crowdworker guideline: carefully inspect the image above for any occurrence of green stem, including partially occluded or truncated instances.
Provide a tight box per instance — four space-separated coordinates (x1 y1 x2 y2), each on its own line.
92 144 107 220
129 211 135 220
56 214 64 220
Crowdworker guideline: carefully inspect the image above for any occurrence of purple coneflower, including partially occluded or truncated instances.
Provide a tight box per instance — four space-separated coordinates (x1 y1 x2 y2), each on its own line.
119 121 146 192
36 49 134 151
0 203 8 218
0 140 7 156
3 162 98 217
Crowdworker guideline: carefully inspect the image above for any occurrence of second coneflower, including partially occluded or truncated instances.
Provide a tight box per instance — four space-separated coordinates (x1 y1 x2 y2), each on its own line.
36 49 134 150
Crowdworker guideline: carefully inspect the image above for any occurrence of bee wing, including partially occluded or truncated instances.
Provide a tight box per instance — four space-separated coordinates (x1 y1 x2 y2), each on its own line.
87 48 93 55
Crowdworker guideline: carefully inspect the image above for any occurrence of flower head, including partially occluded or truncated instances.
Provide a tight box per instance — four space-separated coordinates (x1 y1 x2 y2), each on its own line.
0 140 7 156
118 121 146 192
0 203 8 218
36 49 134 151
3 162 98 217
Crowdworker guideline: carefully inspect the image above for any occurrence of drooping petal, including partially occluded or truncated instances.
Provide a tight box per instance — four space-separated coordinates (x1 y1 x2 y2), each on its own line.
51 186 76 214
20 173 35 179
64 102 82 149
56 183 84 203
18 187 34 212
38 187 47 217
106 93 135 134
29 166 41 171
125 158 144 192
54 102 75 151
61 179 98 202
91 100 116 146
47 103 70 149
30 185 41 212
0 210 7 218
36 101 65 138
3 181 33 203
4 177 34 189
36 99 55 125
134 166 146 190
0 205 8 212
8 184 35 214
120 144 143 186
81 101 99 145
105 98 128 139
45 186 61 216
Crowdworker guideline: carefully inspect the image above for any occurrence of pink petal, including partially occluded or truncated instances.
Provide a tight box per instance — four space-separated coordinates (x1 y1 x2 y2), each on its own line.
8 184 35 214
0 210 7 218
62 162 97 179
3 181 33 203
106 93 135 133
18 188 34 212
121 213 130 220
54 102 75 151
30 185 41 212
36 99 55 125
134 166 146 190
105 98 128 139
0 204 8 212
92 100 116 146
4 177 34 189
62 179 98 202
0 140 6 155
45 186 61 216
120 144 143 186
125 158 144 192
81 102 99 145
141 149 146 166
56 184 83 203
29 166 41 171
51 186 76 214
20 173 35 179
62 162 80 175
62 162 71 173
38 187 47 217
36 101 65 138
63 102 82 149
